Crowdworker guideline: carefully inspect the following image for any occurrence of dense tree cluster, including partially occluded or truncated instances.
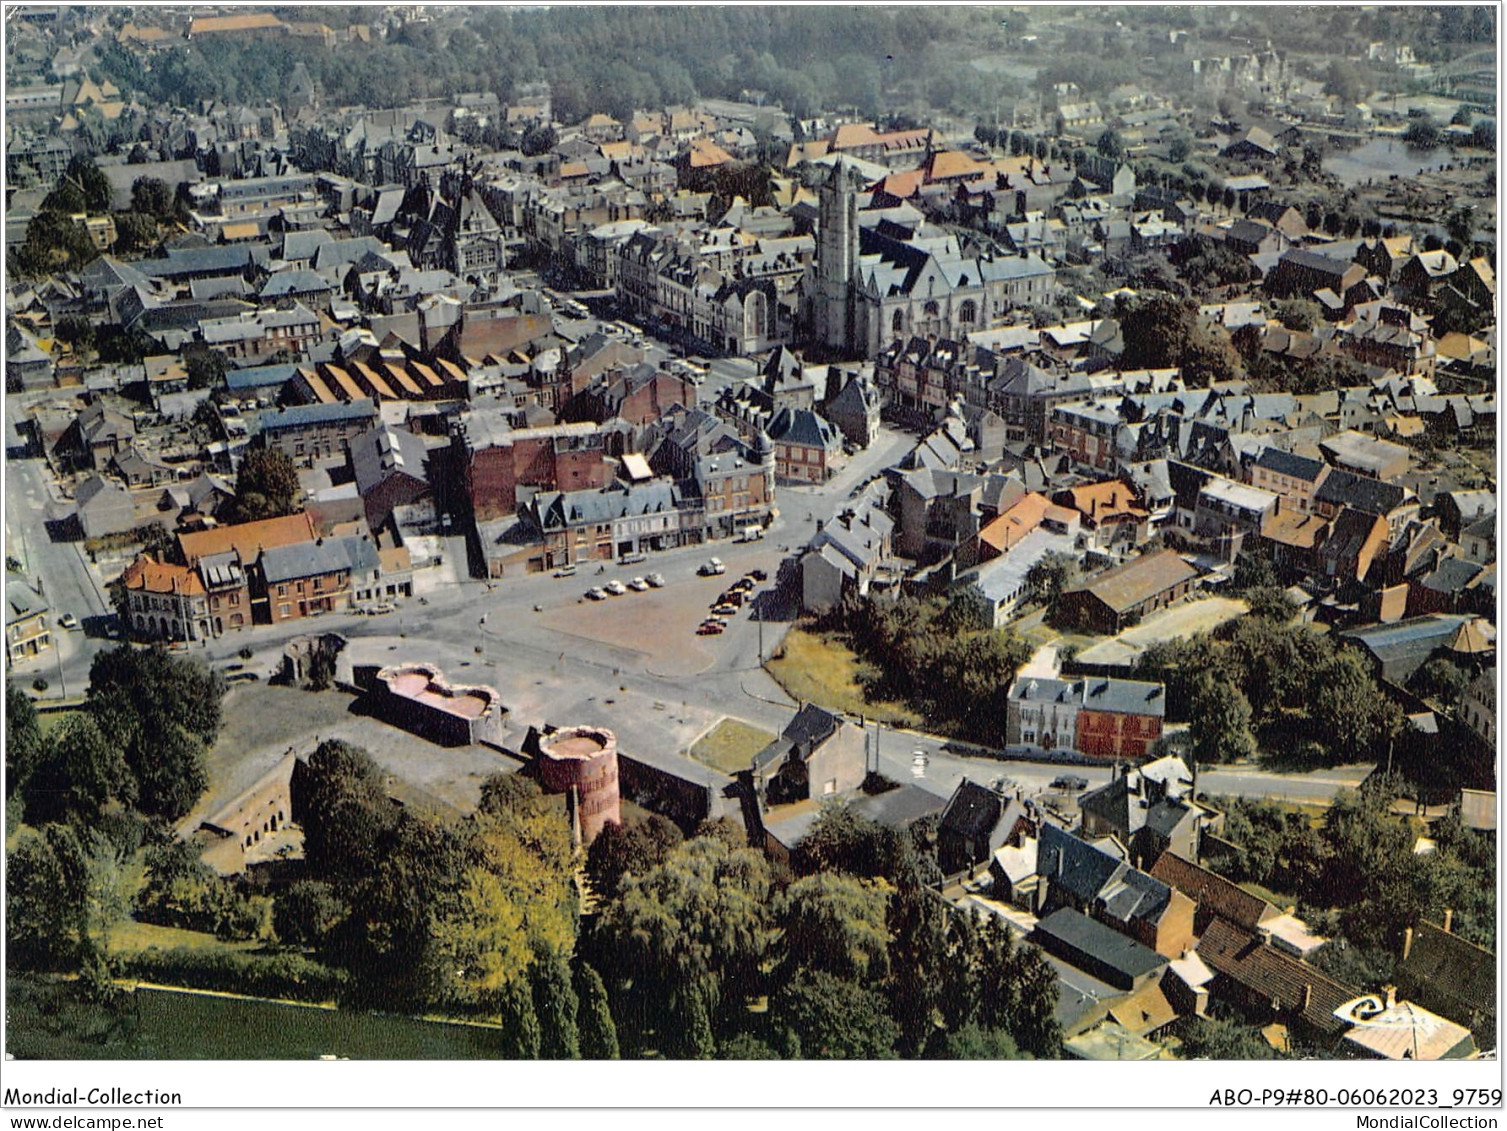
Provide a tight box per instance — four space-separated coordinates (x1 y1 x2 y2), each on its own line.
1115 292 1245 387
93 8 1011 124
228 447 301 523
822 593 1032 746
8 647 222 830
1136 617 1402 768
581 802 1060 1059
1214 783 1496 987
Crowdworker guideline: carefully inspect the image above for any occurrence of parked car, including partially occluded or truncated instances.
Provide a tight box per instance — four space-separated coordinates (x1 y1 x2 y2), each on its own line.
697 560 726 576
620 551 647 565
605 579 627 595
730 578 755 593
711 602 739 616
629 577 649 592
585 587 608 601
646 573 666 588
696 620 725 635
1051 774 1089 792
553 564 578 578
749 568 769 582
58 613 78 629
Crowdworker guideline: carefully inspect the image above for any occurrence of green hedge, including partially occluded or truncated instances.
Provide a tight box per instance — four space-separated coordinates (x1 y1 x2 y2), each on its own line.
118 947 347 1005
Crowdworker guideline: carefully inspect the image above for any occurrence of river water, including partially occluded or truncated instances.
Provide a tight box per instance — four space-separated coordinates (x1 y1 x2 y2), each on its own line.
1323 136 1464 187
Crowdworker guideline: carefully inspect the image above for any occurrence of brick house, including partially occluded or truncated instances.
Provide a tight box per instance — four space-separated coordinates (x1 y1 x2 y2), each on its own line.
1075 677 1168 761
766 406 844 484
253 399 378 467
254 535 378 623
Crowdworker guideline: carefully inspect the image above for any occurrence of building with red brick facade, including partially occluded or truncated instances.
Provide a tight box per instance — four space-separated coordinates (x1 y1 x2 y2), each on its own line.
453 413 609 522
1005 675 1166 760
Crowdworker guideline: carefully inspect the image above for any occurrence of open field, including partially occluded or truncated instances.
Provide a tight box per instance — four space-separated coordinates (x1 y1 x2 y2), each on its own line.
104 920 258 958
764 628 921 729
689 717 775 775
5 975 502 1060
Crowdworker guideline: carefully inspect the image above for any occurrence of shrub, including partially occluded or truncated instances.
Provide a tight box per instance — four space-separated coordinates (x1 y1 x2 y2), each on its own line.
117 947 348 1004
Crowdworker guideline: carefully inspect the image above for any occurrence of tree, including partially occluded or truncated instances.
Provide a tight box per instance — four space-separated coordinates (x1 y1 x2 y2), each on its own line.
230 446 300 522
573 961 619 1059
53 314 96 356
63 154 114 214
6 826 89 970
772 969 899 1059
795 802 911 880
776 873 892 984
112 212 158 255
495 977 542 1058
273 880 349 947
1179 1015 1279 1059
299 739 399 881
595 836 773 1049
927 1022 1026 1059
584 814 682 901
531 948 580 1059
1311 648 1402 761
1027 550 1079 606
130 175 174 218
1403 114 1442 150
1445 206 1476 246
1271 298 1321 332
1096 128 1124 160
1408 656 1473 708
1188 675 1258 765
85 645 221 820
185 349 228 391
24 713 135 825
6 682 47 801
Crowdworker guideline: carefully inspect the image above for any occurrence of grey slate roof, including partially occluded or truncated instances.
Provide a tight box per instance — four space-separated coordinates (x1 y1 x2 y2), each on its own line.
1253 446 1327 481
1038 823 1125 907
1313 468 1409 516
939 779 1004 842
1080 677 1167 718
259 535 377 584
255 399 377 434
768 406 839 451
351 425 428 495
1033 907 1167 984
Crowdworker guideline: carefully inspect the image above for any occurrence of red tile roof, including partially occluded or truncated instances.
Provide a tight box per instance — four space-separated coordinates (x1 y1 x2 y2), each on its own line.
1197 918 1359 1036
178 512 316 566
1150 852 1276 931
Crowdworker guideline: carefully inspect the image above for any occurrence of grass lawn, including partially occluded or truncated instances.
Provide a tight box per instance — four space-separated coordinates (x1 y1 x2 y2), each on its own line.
37 708 83 739
5 975 505 1060
1238 881 1297 912
689 718 776 775
103 919 259 958
764 628 921 729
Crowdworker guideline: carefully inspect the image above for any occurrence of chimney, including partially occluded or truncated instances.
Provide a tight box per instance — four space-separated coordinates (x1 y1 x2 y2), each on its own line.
1301 984 1312 1013
1403 927 1414 961
1443 908 1454 933
1384 984 1397 1010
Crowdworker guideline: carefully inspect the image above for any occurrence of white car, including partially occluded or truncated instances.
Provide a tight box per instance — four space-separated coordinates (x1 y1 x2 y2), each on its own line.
911 751 928 777
605 579 627 595
58 613 78 629
646 573 666 588
629 577 650 592
585 587 608 601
